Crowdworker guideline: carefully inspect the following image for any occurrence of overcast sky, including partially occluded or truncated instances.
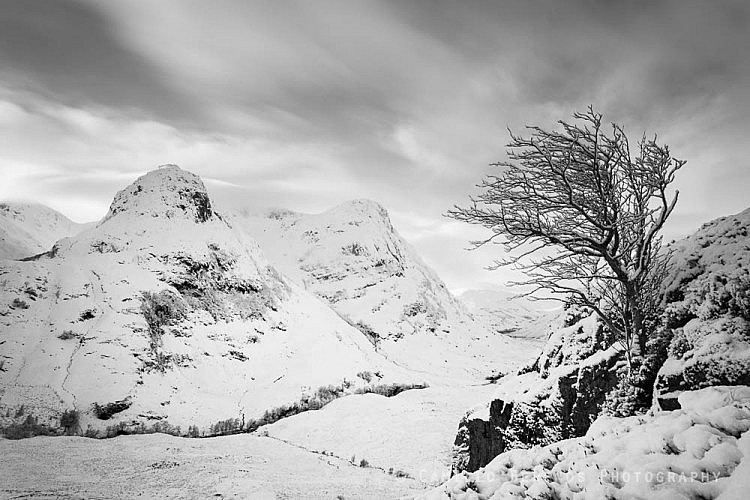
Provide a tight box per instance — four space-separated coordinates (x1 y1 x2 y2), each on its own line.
1 0 748 291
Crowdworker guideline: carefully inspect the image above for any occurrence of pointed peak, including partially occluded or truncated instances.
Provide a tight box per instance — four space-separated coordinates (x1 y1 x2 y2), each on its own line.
328 199 390 219
103 165 214 223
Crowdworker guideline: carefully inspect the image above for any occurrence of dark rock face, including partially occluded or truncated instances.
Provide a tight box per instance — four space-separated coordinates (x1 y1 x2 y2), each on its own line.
452 399 511 473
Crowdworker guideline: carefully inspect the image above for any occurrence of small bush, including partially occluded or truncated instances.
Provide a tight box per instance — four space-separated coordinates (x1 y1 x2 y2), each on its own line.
342 242 367 256
11 298 29 310
226 350 248 361
354 382 429 397
484 371 506 383
93 400 132 420
78 309 96 321
140 290 188 372
356 371 373 383
354 321 379 346
60 409 80 435
728 274 750 320
2 415 56 439
58 330 78 340
140 291 187 335
83 426 100 438
359 458 369 468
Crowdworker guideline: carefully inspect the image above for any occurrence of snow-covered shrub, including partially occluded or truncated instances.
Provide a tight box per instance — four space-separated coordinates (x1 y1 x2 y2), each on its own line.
354 321 379 346
341 242 367 256
140 290 187 337
10 298 28 309
1 414 56 439
668 327 692 359
60 409 80 435
403 301 427 317
92 399 132 420
728 273 750 320
57 329 78 340
78 309 96 321
354 382 429 397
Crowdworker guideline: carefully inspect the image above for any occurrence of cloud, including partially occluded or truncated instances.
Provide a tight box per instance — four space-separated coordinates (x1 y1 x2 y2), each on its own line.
1 0 748 289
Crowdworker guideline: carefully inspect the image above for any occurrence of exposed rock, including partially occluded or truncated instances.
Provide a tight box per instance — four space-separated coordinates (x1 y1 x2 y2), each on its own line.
427 386 750 500
451 310 623 473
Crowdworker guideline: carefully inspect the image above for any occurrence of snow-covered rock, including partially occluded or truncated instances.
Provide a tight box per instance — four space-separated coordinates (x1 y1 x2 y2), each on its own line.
450 308 624 473
0 165 414 435
423 385 750 500
0 202 91 260
231 201 535 381
655 207 750 408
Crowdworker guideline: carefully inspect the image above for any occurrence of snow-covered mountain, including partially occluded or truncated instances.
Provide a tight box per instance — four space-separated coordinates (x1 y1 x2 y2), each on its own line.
0 166 416 434
0 203 91 260
231 201 535 380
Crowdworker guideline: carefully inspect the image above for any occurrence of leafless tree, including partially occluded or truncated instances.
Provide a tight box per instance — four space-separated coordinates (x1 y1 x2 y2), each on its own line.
449 107 684 373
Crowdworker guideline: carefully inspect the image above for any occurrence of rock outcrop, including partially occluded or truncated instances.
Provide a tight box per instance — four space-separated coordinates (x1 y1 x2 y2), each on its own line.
428 386 750 499
654 207 750 408
451 206 750 474
451 308 623 473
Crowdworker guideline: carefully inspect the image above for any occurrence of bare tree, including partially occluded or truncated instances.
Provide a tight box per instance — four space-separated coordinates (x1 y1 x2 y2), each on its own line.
449 107 684 373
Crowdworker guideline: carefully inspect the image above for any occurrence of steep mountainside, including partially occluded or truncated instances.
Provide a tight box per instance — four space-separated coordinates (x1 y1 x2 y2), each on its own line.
0 166 412 434
231 202 537 380
0 203 91 260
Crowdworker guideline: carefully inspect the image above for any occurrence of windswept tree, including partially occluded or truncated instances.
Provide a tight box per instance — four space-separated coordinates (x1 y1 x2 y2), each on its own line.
449 108 684 375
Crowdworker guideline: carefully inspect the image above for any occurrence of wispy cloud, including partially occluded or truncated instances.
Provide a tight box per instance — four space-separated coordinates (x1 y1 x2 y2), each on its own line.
1 0 748 289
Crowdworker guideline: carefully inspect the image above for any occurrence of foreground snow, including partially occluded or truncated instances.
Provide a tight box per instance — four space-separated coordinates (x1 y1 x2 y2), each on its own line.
0 433 423 499
262 383 507 486
421 386 750 499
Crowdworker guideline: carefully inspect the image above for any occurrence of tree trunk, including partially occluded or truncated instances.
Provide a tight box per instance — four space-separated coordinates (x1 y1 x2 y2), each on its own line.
625 283 645 368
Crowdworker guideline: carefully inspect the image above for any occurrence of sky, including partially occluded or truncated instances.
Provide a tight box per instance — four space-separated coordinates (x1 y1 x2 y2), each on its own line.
1 0 749 292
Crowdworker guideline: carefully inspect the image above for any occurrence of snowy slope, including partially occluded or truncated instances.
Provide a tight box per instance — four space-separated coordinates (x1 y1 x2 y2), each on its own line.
423 385 750 499
261 383 503 486
0 432 424 499
231 202 535 381
0 202 91 260
0 165 415 433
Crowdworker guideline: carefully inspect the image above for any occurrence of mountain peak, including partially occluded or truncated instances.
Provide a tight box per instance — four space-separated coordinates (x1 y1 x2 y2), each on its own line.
326 199 391 223
103 165 214 223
